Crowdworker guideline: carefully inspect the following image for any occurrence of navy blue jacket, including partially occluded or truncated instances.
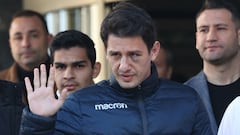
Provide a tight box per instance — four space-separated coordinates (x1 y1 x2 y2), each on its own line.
20 65 213 135
0 80 24 135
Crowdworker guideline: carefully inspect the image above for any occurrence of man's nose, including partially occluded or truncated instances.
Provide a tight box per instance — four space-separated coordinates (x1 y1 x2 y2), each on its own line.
64 67 74 79
119 57 130 72
206 28 218 42
21 36 31 48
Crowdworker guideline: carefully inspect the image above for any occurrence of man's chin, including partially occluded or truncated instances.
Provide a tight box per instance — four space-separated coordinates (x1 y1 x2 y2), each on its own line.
118 81 137 89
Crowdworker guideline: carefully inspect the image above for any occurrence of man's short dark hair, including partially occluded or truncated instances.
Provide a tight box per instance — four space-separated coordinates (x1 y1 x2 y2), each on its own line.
196 0 240 29
50 30 96 68
100 2 157 52
11 10 49 33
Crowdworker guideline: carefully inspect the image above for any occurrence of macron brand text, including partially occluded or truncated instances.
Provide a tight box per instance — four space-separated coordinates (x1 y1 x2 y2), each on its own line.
95 103 128 111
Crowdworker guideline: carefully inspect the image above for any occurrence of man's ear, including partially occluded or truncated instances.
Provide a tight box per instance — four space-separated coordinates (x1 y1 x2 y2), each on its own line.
92 62 101 78
150 41 160 61
47 34 54 47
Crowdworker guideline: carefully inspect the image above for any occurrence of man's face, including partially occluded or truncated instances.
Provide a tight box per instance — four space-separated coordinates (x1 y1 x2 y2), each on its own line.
9 16 50 71
54 46 99 94
106 34 159 89
196 9 240 65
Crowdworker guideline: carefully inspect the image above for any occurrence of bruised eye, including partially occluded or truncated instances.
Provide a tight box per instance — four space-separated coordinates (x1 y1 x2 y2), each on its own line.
130 52 141 61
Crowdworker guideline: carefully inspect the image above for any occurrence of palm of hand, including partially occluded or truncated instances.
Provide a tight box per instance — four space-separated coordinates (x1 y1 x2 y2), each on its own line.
25 64 67 117
28 86 61 117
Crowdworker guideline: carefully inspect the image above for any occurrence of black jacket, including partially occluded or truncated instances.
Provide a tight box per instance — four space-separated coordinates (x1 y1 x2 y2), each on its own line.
0 80 24 135
20 65 213 135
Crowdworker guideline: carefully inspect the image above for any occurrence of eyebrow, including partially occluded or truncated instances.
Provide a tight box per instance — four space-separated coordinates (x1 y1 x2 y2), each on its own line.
198 23 228 28
13 29 39 36
54 60 88 65
108 50 142 54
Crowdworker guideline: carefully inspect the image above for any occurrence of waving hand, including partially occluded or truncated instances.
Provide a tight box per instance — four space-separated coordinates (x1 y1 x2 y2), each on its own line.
25 64 68 117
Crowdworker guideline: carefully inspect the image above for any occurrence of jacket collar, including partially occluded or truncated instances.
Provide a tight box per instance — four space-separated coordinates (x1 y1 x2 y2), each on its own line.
109 63 159 97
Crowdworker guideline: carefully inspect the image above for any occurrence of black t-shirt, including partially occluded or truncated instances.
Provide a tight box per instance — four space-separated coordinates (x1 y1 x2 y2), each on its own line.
208 78 240 126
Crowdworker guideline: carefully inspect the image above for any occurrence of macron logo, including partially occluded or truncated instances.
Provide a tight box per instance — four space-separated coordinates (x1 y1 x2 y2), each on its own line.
95 102 128 111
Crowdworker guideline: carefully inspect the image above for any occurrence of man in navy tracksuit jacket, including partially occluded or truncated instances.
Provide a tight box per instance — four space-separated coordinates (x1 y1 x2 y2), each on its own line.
20 64 212 134
20 2 213 135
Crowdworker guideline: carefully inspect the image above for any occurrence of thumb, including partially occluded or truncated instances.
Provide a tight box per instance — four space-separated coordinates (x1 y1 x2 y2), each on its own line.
54 88 69 110
58 88 69 102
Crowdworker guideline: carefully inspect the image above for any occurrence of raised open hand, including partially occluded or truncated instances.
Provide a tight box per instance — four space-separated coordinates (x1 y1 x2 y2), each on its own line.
25 64 68 117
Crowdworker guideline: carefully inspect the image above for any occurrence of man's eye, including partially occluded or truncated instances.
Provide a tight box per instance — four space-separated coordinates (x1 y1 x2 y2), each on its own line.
110 52 119 56
199 29 208 33
76 64 85 69
13 36 22 41
30 33 39 38
109 52 121 59
132 53 140 57
55 65 65 70
217 27 226 31
130 53 140 61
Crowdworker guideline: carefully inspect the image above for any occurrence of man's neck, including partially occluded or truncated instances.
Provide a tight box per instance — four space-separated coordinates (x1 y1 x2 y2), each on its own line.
17 56 51 81
17 64 34 82
19 56 50 71
203 55 240 85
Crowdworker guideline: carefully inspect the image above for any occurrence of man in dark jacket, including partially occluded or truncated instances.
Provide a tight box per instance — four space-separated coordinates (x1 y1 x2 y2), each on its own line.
20 2 213 135
0 80 24 135
0 10 52 104
0 10 52 84
0 11 51 135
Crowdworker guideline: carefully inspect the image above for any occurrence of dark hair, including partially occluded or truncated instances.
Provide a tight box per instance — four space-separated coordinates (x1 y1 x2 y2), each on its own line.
11 10 49 33
50 30 96 68
100 2 157 52
196 0 240 29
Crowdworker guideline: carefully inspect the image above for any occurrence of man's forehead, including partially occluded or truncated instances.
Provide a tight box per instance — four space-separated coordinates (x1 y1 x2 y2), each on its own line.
197 9 233 23
107 34 147 48
53 48 89 64
54 60 88 65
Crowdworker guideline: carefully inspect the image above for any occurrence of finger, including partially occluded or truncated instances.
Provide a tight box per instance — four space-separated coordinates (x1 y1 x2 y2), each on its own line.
59 88 69 102
47 65 55 88
40 64 47 87
33 68 40 90
24 77 33 95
